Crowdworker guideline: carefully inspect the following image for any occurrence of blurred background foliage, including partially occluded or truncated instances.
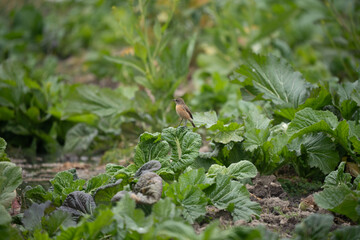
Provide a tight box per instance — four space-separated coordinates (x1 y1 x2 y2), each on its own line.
0 0 359 164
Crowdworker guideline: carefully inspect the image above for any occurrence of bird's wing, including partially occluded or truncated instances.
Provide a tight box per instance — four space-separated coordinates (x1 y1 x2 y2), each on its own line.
183 105 193 119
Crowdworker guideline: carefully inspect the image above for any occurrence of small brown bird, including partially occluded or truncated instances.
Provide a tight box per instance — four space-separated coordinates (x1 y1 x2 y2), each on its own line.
174 98 196 127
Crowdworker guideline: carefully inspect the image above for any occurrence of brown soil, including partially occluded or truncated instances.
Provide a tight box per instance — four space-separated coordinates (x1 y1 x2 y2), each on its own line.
194 174 353 238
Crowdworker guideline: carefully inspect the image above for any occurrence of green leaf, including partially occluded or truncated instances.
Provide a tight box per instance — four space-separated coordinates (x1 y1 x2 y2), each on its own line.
243 128 270 152
25 185 53 203
134 132 170 167
105 164 125 176
105 55 145 75
207 161 257 181
192 111 218 128
82 208 114 240
134 42 147 61
178 168 211 190
287 108 339 140
63 85 133 118
0 138 10 161
113 194 153 234
289 133 339 174
234 53 310 108
323 162 352 188
55 227 81 240
85 174 111 194
314 185 360 222
63 123 98 153
112 164 137 180
205 174 261 221
152 198 182 223
162 127 202 173
164 171 208 224
227 160 258 180
93 179 126 205
300 87 332 111
294 214 333 240
155 220 198 240
50 171 86 205
332 226 360 240
0 107 14 121
210 122 244 144
0 162 22 207
207 164 227 177
32 229 51 240
22 201 51 231
0 204 11 225
43 210 76 237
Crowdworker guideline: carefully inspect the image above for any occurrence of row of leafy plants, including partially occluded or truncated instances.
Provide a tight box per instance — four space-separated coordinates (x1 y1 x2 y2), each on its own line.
1 129 360 239
1 0 359 159
1 48 360 238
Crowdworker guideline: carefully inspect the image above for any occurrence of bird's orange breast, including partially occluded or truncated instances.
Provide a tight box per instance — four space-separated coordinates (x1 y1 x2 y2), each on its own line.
176 105 191 119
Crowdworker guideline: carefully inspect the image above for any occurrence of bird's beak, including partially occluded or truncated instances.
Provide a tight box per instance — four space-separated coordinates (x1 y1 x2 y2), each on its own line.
173 99 176 102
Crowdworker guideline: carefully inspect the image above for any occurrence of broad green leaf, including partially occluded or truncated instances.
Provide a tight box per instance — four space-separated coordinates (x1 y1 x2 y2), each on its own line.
22 201 52 231
323 162 352 188
162 127 202 173
152 198 182 223
63 85 133 117
294 214 333 240
227 160 258 180
0 162 22 207
25 185 53 203
192 111 218 128
32 229 51 240
334 120 351 151
85 174 111 193
0 138 10 161
164 174 208 224
42 210 76 237
0 204 11 225
207 164 227 177
349 121 360 154
234 53 310 108
314 185 360 222
50 171 86 205
112 164 137 180
156 220 198 240
210 122 244 144
105 55 145 75
205 174 261 221
243 128 270 152
63 123 98 153
314 185 352 210
93 179 126 205
207 161 257 181
238 101 271 130
134 132 170 167
55 226 81 240
299 87 332 111
332 225 360 240
178 168 211 190
113 194 153 233
82 208 114 240
105 164 125 176
287 108 339 140
289 133 339 174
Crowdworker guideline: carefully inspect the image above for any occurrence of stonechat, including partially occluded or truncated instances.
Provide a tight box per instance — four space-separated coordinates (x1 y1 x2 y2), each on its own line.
174 98 196 127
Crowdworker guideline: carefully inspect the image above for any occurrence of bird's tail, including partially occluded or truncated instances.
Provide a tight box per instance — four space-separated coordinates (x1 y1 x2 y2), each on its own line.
190 120 196 128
